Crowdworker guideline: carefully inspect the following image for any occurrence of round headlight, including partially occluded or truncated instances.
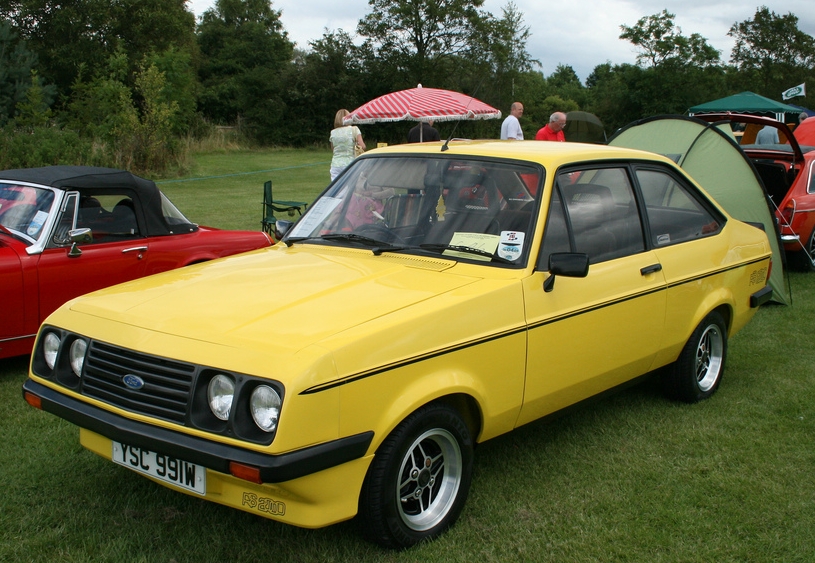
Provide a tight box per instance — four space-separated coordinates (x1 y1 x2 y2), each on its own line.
43 333 61 370
208 374 235 421
69 339 87 376
250 385 281 433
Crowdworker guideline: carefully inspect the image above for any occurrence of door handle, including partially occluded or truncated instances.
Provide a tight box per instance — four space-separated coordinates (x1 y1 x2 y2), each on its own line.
640 264 662 275
122 246 148 257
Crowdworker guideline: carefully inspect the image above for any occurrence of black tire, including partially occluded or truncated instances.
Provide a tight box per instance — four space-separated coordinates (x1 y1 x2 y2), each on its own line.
788 229 815 272
358 402 474 549
663 311 728 403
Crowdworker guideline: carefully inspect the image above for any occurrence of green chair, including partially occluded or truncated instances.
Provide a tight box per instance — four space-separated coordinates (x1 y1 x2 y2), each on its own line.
261 180 308 235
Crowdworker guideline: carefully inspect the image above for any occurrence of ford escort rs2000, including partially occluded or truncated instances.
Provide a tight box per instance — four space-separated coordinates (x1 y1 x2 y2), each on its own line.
23 141 773 548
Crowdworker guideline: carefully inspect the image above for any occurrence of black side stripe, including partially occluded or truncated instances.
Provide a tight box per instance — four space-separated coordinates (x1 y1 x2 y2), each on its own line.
301 256 769 395
300 325 528 394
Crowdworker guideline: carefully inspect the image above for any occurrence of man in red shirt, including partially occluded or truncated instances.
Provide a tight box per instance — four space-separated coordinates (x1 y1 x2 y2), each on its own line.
535 112 567 141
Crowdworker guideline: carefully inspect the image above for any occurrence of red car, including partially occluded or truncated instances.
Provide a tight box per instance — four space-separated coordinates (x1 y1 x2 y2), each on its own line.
1 166 272 359
694 113 815 271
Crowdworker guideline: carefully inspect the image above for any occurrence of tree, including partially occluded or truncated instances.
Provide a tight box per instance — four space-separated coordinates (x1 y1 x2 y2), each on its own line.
620 10 720 68
14 69 53 129
1 0 196 105
728 7 815 95
357 0 487 86
607 10 726 128
475 2 537 109
0 18 43 125
197 0 294 142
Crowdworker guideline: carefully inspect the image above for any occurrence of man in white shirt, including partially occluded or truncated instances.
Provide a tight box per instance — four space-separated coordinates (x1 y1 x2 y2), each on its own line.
500 102 524 140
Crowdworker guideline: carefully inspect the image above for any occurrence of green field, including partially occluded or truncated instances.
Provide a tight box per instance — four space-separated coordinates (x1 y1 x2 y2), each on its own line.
2 149 814 562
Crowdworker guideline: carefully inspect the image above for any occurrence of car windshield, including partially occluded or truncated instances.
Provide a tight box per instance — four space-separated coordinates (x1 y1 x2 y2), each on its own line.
0 183 56 243
286 156 542 266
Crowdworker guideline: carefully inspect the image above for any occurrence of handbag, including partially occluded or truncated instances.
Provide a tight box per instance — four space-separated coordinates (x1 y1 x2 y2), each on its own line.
351 126 364 158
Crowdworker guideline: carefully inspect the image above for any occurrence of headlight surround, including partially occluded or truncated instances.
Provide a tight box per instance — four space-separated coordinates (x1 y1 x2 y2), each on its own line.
207 374 235 421
69 339 87 376
250 385 282 433
43 332 61 370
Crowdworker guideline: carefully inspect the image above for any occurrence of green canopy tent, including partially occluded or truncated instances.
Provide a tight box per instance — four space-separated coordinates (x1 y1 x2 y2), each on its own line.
609 115 789 305
689 91 801 123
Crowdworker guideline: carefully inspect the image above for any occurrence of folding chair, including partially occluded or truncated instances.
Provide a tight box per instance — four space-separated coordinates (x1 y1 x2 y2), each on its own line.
261 180 308 234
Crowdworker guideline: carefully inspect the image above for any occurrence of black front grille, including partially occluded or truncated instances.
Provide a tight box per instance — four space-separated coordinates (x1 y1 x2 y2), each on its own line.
81 341 196 423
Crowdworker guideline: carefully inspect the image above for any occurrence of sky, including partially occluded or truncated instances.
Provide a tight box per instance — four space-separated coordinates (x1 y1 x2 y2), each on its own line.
187 0 815 85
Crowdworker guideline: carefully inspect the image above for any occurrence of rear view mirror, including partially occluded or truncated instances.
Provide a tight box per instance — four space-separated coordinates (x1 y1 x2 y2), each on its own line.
544 252 589 292
67 228 92 257
275 220 293 241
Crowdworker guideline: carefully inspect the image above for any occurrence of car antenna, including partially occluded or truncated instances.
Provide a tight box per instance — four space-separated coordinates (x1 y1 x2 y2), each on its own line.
441 78 489 152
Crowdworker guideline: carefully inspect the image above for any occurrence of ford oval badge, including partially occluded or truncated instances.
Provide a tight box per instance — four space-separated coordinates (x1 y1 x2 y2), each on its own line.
123 374 145 390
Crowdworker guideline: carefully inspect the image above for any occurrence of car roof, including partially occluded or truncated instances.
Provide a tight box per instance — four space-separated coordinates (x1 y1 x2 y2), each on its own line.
0 166 173 236
367 139 674 168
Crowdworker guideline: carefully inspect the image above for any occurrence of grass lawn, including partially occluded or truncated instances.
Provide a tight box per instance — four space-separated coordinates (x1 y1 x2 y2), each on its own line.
2 148 814 561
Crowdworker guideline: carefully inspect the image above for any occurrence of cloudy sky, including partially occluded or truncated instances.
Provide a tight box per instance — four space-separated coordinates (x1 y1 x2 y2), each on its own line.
188 0 814 83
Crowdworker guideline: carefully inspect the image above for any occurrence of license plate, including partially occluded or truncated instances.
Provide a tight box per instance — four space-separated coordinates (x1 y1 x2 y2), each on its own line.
112 441 206 495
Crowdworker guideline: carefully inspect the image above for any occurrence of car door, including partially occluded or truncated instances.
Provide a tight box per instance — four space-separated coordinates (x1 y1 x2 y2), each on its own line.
517 165 668 427
0 238 26 343
35 191 149 323
633 165 729 366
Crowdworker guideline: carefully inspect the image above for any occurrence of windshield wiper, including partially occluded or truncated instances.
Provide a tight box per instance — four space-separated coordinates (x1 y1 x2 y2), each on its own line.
321 233 390 246
286 233 401 252
419 243 513 264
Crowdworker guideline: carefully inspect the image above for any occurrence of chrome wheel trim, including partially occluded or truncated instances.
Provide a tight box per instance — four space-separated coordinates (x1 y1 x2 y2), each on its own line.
396 428 462 532
696 324 724 392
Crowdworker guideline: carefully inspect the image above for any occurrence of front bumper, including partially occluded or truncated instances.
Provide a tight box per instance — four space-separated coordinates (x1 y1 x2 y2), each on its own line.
23 378 373 483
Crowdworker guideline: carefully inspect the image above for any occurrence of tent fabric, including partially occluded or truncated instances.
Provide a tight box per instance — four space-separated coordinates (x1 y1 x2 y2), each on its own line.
564 111 606 144
794 118 815 146
689 91 801 122
608 115 789 305
788 104 815 118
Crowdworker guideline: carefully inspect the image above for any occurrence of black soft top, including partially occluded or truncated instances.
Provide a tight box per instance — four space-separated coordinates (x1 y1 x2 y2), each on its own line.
0 165 178 237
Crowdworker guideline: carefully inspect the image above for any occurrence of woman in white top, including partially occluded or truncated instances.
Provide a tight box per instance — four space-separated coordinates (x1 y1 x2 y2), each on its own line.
329 109 366 181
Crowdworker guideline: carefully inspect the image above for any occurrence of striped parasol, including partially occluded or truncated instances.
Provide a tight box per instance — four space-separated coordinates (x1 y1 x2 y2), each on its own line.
343 85 501 127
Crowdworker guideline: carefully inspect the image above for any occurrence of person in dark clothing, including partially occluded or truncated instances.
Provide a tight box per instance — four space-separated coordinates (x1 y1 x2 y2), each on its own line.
408 121 441 143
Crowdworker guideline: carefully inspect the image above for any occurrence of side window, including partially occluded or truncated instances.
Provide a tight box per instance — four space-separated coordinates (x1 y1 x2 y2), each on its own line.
636 169 722 247
50 192 79 246
557 168 645 264
538 190 570 269
76 194 140 242
808 160 815 194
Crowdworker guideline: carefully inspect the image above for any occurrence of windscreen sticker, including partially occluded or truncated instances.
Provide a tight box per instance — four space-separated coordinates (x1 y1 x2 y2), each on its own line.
498 231 525 261
288 197 342 238
27 211 49 236
445 232 500 261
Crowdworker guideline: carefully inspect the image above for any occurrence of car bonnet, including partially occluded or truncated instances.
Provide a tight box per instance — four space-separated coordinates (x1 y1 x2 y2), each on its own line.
63 245 479 355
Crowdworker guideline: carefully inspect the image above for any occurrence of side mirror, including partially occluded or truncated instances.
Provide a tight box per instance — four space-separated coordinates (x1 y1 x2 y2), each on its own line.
275 219 294 241
543 252 589 292
67 228 92 257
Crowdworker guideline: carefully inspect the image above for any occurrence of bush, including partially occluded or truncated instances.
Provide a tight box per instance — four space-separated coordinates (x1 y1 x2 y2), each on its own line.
0 125 99 169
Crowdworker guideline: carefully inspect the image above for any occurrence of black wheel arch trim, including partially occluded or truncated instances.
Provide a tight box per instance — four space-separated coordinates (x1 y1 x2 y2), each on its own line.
22 379 373 483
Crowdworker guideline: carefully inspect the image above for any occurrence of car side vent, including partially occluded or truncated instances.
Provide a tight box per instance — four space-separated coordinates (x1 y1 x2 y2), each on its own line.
82 341 196 424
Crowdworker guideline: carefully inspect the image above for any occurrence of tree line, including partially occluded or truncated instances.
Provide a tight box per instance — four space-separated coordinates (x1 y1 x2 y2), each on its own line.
1 0 813 174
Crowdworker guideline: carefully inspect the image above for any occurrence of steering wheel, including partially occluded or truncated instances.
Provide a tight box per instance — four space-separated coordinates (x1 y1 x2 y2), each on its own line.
355 222 406 245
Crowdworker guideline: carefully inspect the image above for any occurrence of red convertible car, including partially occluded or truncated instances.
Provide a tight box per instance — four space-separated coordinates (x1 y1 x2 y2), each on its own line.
694 113 815 271
1 166 272 359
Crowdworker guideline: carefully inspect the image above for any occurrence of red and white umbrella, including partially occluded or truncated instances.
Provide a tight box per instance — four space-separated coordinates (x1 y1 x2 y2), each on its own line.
343 85 501 141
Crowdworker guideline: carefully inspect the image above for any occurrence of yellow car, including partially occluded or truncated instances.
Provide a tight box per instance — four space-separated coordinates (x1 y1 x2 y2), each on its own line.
23 141 773 548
